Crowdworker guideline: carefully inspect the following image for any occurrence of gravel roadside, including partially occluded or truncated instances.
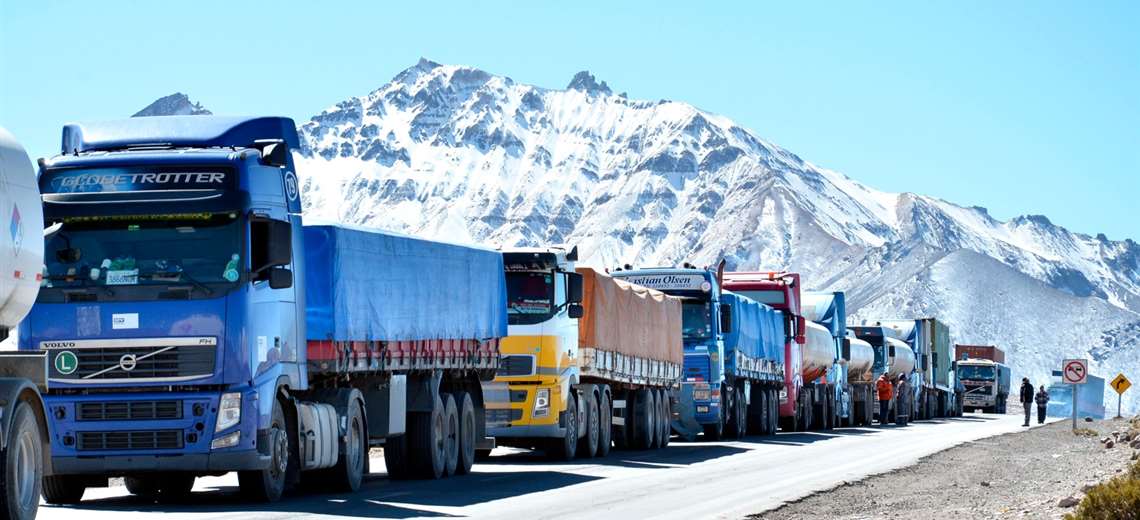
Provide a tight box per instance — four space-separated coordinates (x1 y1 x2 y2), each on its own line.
752 417 1138 520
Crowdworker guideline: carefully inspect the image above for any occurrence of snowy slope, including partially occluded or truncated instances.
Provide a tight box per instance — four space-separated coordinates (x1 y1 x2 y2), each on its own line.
137 59 1140 411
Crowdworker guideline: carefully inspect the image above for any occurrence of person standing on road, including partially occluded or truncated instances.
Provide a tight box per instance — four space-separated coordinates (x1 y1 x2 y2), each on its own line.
896 376 910 424
1019 377 1034 427
876 373 894 426
1034 385 1049 424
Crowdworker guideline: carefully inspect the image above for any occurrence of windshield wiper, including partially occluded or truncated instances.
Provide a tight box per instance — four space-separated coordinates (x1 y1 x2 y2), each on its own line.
142 270 214 296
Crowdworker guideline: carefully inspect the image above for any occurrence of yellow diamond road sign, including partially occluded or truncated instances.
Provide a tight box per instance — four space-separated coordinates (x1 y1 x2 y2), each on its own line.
1110 373 1131 395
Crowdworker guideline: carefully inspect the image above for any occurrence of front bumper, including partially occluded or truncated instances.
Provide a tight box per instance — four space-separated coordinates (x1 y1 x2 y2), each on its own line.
52 448 269 475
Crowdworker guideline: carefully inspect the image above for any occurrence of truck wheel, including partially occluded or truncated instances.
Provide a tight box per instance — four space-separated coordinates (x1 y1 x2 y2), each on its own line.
330 400 367 491
759 389 771 434
646 389 659 449
548 393 577 460
578 391 599 459
633 388 654 449
658 389 671 448
1 402 41 520
455 392 477 475
442 394 459 477
597 391 612 457
408 394 446 478
41 475 86 505
824 392 835 431
239 398 289 502
735 386 748 438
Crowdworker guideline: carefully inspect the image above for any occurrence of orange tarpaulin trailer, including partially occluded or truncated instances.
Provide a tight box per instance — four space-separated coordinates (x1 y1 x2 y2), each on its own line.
576 267 683 365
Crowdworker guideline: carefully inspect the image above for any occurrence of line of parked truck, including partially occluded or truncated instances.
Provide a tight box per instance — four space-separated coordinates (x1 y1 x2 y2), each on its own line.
0 116 1001 520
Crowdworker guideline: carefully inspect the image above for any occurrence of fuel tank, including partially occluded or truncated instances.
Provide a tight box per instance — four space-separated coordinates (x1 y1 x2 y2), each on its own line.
845 335 875 381
0 127 45 334
801 320 835 383
885 337 916 377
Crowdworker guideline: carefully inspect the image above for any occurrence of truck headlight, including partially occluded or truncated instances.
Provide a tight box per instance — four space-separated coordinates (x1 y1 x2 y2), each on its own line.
215 392 242 432
211 431 241 449
533 388 551 418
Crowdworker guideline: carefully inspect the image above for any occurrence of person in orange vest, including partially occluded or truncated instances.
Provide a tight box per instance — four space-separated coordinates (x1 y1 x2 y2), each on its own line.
876 373 894 426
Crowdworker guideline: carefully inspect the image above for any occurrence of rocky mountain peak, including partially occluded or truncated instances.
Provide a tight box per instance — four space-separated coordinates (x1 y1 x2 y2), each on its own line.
132 93 211 117
567 71 613 96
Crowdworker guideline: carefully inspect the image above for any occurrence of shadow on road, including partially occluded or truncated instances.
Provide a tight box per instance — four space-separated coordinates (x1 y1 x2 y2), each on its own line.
481 443 750 468
47 470 603 518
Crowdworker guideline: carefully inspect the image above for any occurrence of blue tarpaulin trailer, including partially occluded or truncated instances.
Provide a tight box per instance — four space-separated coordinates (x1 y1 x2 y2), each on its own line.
304 224 507 342
721 292 785 384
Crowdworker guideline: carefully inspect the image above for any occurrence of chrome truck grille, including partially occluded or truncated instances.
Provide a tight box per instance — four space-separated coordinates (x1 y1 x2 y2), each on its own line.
41 337 217 384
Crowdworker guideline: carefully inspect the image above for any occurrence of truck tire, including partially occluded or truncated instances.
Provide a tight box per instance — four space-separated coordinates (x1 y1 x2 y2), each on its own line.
408 394 446 478
597 389 615 456
442 394 459 477
1 402 41 520
384 433 410 479
41 475 86 505
578 391 599 459
658 389 671 448
652 387 661 449
548 393 577 460
631 388 653 449
734 386 747 438
768 389 779 435
328 399 367 490
455 392 477 475
239 398 289 502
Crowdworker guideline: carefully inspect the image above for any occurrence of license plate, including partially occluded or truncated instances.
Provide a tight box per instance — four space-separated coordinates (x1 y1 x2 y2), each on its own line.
694 390 711 401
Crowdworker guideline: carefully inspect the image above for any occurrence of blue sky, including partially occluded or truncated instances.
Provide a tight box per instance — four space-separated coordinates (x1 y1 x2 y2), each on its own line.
2 1 1136 240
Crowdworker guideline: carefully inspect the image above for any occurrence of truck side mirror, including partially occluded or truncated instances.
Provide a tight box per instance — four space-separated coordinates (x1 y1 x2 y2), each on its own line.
567 303 584 319
268 267 293 289
256 140 290 168
251 217 293 280
720 303 732 333
566 272 584 304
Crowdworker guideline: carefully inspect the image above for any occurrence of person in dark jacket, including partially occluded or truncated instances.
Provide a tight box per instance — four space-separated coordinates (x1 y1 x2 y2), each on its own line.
1034 385 1049 424
1019 378 1034 426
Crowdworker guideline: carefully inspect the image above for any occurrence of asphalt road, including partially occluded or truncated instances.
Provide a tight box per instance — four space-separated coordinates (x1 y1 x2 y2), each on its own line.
39 413 1044 520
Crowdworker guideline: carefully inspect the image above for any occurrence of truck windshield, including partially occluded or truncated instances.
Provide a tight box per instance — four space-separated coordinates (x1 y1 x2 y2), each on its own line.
958 365 995 380
506 271 554 325
43 212 242 291
682 301 713 340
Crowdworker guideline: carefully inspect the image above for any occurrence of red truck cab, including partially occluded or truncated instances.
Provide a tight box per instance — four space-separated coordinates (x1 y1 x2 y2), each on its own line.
721 272 807 428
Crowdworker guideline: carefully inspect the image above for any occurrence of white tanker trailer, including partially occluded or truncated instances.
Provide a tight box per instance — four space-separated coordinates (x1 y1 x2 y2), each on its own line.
0 126 50 520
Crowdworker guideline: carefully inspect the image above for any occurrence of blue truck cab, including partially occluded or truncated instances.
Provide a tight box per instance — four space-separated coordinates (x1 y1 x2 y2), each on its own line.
610 266 733 440
22 117 304 483
19 116 507 504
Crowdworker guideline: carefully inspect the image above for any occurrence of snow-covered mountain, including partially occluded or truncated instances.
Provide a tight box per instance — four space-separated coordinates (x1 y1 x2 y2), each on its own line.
139 59 1140 412
133 93 211 117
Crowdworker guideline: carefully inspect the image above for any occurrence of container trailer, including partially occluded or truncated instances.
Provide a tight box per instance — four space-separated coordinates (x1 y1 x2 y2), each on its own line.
611 265 783 440
20 116 507 505
719 291 785 436
720 272 821 432
955 345 1010 413
482 249 683 459
0 126 52 520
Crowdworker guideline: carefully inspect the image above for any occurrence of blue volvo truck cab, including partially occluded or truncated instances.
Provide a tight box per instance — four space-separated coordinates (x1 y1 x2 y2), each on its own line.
611 265 735 440
20 116 505 505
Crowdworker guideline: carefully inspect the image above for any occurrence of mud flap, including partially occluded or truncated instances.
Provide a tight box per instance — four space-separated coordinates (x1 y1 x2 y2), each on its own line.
671 384 701 441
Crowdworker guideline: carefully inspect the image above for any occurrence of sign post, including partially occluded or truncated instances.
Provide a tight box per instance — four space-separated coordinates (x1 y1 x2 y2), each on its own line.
1062 359 1088 430
1110 373 1131 419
